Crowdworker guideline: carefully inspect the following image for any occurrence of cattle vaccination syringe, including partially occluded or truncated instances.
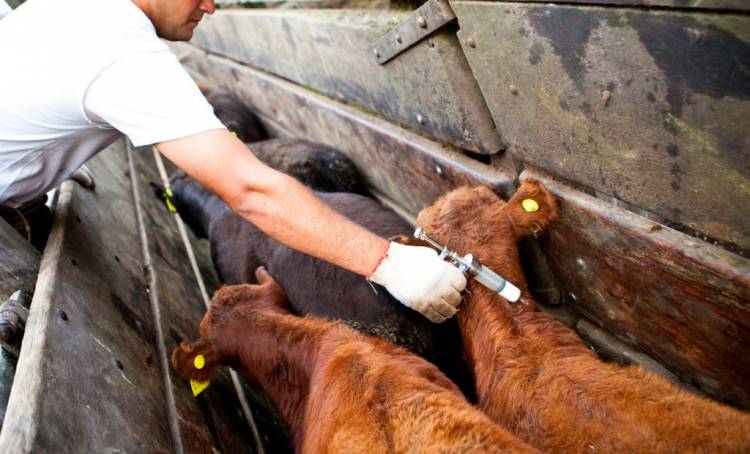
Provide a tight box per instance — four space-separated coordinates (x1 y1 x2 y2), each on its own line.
413 227 521 303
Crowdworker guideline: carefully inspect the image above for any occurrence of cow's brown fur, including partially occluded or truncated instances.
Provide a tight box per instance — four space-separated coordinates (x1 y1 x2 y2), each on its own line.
172 268 535 454
415 179 750 452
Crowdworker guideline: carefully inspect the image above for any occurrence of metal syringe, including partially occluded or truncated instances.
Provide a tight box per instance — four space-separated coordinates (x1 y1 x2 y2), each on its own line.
414 227 521 303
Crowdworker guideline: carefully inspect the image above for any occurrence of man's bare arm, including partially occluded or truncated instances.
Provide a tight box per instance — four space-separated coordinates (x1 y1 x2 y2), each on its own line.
157 129 466 323
157 129 388 276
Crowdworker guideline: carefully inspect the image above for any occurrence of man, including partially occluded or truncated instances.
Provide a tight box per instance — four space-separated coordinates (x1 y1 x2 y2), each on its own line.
0 0 466 323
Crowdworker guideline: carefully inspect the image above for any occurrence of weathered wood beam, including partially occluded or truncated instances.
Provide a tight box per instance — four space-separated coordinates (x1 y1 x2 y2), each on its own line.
190 9 503 154
576 318 685 388
453 2 750 254
523 169 750 409
0 142 251 452
171 41 515 214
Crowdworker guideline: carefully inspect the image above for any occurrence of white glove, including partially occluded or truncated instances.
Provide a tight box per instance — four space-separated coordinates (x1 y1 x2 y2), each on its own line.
369 242 467 323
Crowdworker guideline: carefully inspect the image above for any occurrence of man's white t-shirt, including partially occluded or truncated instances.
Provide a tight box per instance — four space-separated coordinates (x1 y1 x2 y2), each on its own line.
0 0 224 208
0 1 11 20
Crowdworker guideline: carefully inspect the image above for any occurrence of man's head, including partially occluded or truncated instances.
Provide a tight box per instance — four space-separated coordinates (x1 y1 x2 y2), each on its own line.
132 0 216 41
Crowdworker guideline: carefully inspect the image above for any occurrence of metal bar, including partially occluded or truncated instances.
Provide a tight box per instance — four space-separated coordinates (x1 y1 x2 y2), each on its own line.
127 144 185 454
372 0 456 65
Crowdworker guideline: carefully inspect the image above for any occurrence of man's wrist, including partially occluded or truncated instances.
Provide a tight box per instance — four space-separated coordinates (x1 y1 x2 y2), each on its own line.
366 239 392 278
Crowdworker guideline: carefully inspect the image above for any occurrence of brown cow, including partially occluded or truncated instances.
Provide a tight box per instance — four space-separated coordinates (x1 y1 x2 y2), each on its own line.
172 268 536 453
414 179 750 452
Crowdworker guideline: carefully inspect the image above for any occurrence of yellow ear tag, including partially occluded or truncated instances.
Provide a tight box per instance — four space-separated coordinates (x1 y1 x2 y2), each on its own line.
190 355 209 396
522 199 539 213
164 188 177 213
191 379 210 397
230 130 238 138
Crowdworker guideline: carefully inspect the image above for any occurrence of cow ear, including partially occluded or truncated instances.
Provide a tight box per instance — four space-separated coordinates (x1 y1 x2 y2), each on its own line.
171 338 220 383
503 179 559 237
388 234 433 249
254 266 276 285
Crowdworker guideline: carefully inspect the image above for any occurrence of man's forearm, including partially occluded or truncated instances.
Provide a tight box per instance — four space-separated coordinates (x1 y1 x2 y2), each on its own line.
232 172 390 277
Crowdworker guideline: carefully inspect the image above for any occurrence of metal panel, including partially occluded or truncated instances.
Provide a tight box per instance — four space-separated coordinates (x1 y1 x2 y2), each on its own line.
453 2 750 255
523 169 750 409
190 10 503 154
490 0 750 12
171 42 514 214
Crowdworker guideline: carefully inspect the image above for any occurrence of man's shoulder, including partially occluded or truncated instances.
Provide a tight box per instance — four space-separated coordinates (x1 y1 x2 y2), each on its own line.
3 0 162 53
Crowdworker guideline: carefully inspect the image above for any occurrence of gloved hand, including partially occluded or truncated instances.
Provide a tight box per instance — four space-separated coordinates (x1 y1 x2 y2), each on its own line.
368 241 467 323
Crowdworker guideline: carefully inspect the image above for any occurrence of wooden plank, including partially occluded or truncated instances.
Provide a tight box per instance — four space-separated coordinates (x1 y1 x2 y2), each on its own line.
0 142 178 452
190 10 503 154
522 169 750 409
171 41 515 215
575 318 685 388
453 2 750 254
488 0 750 12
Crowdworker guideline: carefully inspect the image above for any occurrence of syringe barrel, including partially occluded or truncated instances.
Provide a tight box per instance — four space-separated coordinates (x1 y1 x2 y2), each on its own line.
474 266 521 302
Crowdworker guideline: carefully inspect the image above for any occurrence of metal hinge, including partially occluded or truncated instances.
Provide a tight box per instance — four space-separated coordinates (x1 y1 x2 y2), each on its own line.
372 0 456 65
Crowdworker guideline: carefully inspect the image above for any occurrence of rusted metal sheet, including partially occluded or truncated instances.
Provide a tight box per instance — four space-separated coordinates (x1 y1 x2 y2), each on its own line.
171 42 514 214
453 2 750 255
0 142 253 452
495 0 750 11
190 10 503 154
522 169 750 409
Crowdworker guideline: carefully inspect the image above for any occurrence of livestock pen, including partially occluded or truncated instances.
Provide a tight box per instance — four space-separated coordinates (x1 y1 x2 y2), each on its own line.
0 0 748 452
